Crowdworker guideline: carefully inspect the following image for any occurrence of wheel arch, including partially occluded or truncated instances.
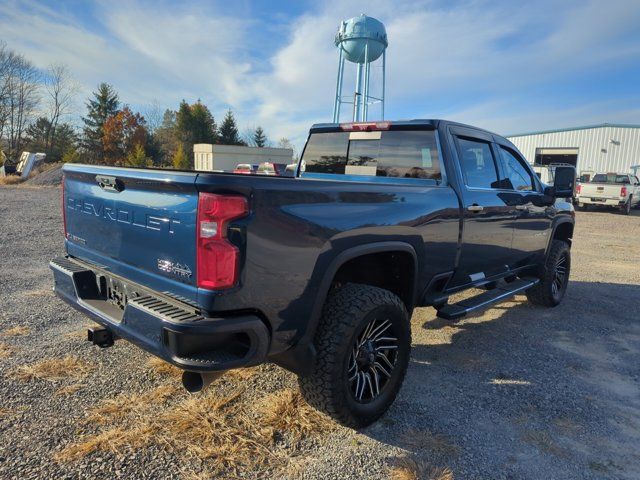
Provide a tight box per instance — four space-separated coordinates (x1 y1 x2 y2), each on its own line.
272 242 418 376
547 219 574 253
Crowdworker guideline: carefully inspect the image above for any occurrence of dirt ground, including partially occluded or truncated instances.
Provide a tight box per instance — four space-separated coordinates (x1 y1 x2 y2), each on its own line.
0 185 638 479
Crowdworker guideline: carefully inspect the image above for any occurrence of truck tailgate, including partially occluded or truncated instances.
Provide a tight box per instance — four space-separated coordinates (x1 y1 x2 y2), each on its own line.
580 183 621 199
63 164 200 304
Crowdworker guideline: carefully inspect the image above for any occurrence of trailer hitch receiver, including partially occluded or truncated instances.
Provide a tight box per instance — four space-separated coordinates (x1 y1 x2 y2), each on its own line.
87 327 115 348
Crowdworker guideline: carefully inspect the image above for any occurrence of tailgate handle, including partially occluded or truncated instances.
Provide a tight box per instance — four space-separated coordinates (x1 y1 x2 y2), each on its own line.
96 175 124 192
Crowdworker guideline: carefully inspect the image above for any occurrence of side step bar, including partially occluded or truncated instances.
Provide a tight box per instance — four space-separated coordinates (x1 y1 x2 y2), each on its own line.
436 277 539 320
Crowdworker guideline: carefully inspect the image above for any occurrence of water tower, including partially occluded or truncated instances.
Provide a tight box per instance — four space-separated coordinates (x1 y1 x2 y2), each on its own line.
332 14 388 123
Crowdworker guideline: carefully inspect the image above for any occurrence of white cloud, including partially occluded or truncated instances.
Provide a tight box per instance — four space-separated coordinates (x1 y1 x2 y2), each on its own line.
1 0 639 151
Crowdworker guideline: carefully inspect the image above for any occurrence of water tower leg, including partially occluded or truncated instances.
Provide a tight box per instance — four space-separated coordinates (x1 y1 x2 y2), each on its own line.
363 42 370 121
353 63 363 122
381 50 386 120
333 50 345 123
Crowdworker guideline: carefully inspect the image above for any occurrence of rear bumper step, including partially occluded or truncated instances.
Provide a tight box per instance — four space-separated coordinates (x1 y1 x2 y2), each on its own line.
436 277 539 320
50 256 270 372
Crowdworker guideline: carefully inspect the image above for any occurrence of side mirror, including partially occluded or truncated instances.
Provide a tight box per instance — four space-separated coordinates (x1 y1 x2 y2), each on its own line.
544 165 576 198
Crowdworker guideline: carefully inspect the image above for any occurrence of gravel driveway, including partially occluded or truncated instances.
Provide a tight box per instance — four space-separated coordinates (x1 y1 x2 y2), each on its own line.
0 185 638 479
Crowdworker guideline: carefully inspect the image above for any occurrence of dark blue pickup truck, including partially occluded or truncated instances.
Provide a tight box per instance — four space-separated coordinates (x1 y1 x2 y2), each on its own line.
50 119 575 427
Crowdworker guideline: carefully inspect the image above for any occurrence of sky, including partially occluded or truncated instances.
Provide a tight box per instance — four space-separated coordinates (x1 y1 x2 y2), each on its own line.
2 0 640 150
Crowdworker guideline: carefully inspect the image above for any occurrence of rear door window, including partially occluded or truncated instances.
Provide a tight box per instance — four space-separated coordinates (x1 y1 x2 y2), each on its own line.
302 130 443 184
456 137 499 189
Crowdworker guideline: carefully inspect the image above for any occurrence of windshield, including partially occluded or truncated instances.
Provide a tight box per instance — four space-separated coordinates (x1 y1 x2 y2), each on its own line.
301 130 442 184
591 174 629 184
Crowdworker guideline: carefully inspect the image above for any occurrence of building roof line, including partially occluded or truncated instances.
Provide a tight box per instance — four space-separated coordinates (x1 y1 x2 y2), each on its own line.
506 123 640 138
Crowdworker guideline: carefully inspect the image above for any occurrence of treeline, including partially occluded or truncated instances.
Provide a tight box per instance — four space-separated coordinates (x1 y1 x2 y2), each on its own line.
0 42 292 169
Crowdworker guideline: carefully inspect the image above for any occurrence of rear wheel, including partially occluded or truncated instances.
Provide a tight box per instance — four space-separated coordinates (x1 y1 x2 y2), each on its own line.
526 240 570 307
621 197 632 215
298 283 411 428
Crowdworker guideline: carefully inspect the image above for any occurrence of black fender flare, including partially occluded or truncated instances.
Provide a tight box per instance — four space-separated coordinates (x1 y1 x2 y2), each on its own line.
271 241 418 376
546 217 574 255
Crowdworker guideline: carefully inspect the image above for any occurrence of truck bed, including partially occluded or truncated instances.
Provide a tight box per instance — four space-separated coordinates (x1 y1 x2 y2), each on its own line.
61 163 461 355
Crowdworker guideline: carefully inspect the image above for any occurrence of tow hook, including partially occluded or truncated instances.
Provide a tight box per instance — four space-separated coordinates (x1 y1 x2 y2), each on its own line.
87 327 115 348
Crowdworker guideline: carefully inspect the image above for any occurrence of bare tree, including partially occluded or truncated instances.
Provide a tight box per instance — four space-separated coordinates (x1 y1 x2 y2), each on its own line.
44 63 78 153
0 42 40 159
142 100 163 133
0 42 19 143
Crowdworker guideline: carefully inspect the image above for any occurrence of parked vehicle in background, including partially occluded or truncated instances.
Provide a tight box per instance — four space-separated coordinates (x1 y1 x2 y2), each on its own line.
576 173 640 214
256 162 277 175
232 163 253 174
50 119 576 427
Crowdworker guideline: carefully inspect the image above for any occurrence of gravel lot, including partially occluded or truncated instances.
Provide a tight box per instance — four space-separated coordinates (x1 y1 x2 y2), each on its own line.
1 185 639 479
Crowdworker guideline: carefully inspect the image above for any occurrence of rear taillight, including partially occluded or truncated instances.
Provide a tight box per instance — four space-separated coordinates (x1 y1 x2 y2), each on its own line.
61 174 67 238
621 186 628 197
196 193 248 290
575 184 582 194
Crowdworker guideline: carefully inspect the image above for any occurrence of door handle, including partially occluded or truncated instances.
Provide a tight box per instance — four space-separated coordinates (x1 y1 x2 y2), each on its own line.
467 204 484 213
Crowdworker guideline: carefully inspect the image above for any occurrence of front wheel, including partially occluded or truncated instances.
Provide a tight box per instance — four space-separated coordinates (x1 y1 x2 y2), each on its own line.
298 283 411 428
526 240 571 307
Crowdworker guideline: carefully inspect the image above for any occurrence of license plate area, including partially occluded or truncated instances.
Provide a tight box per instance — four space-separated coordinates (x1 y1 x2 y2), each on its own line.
97 274 142 312
591 198 605 202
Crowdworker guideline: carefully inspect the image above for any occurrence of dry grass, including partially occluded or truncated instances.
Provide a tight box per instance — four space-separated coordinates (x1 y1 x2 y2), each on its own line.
0 175 24 186
552 416 581 433
0 343 14 359
223 367 258 381
56 425 156 461
54 384 84 397
0 326 31 337
12 356 94 382
57 385 335 477
521 430 567 458
146 357 182 379
59 389 281 474
0 408 12 418
87 385 178 424
24 288 53 297
389 457 454 480
490 378 531 386
399 428 460 458
147 357 258 383
259 388 335 443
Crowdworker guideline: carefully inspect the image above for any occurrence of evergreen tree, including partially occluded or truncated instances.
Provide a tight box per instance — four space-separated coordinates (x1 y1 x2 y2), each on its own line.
61 148 81 163
24 117 78 163
172 143 190 170
175 100 218 158
126 144 149 168
253 126 267 147
154 109 178 166
190 101 217 144
81 83 119 162
219 110 244 145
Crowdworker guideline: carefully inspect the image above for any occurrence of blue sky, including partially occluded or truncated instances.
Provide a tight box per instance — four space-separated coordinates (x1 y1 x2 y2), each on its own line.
2 0 639 149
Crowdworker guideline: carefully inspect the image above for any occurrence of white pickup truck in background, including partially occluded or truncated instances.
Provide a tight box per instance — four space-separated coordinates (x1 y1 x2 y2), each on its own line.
576 173 640 214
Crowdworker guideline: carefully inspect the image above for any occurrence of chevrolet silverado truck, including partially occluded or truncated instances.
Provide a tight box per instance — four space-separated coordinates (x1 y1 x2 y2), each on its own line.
50 120 576 427
576 173 640 214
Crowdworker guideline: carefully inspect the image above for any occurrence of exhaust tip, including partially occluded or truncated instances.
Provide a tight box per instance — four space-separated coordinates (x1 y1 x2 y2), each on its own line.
182 371 224 393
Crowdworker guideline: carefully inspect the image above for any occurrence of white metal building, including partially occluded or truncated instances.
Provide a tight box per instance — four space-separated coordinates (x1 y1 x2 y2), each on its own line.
507 124 640 181
193 144 294 172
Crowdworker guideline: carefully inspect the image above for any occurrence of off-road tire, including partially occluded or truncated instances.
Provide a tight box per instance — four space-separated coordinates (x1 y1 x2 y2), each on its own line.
298 283 411 428
621 197 632 215
526 240 570 307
